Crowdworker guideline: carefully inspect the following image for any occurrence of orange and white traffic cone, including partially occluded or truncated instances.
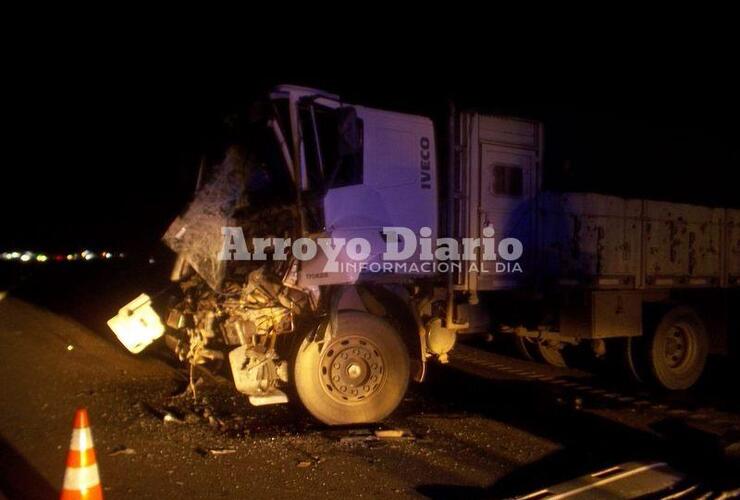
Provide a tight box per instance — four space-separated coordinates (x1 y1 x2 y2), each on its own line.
60 408 103 500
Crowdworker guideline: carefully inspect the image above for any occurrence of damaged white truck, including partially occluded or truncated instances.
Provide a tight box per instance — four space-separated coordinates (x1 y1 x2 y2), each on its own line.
109 85 740 425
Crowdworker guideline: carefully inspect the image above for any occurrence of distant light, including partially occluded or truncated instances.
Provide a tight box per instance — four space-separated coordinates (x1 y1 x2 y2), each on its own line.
81 250 90 256
118 252 126 259
2 252 12 260
20 253 32 262
54 255 65 262
84 253 96 261
148 257 156 264
67 253 78 261
103 252 112 259
36 254 48 263
66 344 75 351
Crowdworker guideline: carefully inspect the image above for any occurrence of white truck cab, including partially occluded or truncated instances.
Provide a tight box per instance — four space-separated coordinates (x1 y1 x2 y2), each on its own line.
269 85 438 283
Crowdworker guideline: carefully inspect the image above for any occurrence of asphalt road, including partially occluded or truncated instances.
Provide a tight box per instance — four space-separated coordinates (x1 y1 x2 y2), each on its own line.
0 263 739 498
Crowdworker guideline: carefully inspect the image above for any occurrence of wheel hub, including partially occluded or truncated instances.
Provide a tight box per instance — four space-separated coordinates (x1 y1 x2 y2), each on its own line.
665 326 689 369
320 336 385 403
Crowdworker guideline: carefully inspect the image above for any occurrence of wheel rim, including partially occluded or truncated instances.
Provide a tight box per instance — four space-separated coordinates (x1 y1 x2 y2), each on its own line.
537 340 568 368
649 309 708 390
319 336 386 404
662 322 695 372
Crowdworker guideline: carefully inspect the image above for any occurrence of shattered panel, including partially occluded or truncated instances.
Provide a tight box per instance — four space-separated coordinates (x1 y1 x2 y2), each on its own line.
163 150 248 290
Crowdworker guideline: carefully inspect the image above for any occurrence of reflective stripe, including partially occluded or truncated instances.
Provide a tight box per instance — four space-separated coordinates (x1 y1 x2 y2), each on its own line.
62 464 100 490
69 428 93 451
60 483 103 500
67 448 97 468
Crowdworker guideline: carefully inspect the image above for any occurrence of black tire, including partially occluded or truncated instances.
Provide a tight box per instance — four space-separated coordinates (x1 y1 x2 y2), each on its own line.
647 306 708 390
623 337 646 384
514 336 538 362
293 311 409 425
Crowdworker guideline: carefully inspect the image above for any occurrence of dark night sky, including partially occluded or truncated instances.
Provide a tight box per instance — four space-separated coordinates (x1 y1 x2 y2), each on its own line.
2 42 738 254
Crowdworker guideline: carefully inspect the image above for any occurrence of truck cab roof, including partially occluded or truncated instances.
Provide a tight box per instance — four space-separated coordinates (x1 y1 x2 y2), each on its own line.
271 84 340 102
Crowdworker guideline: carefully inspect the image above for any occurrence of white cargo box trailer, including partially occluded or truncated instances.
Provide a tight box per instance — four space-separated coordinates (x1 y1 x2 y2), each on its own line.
452 112 739 388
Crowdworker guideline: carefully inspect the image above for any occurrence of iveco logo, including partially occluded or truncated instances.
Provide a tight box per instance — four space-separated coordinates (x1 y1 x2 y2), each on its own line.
420 137 431 189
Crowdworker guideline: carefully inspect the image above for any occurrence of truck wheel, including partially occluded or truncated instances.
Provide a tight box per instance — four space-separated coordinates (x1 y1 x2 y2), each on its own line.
623 337 646 383
648 306 708 390
537 340 569 368
514 336 538 362
293 311 409 425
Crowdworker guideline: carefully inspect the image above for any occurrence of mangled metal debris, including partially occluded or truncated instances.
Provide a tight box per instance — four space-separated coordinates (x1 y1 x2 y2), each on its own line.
155 145 310 407
107 293 165 354
163 148 249 291
337 428 415 445
164 258 311 406
163 412 186 425
108 446 136 457
206 448 236 456
373 429 406 439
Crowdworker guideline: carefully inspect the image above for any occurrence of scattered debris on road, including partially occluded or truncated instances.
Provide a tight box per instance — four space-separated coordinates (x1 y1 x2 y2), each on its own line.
108 446 136 457
336 428 415 445
207 447 236 456
374 429 407 439
163 412 187 424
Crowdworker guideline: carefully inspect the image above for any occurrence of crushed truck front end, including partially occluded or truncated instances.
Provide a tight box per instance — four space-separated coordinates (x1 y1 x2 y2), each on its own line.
110 85 460 425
